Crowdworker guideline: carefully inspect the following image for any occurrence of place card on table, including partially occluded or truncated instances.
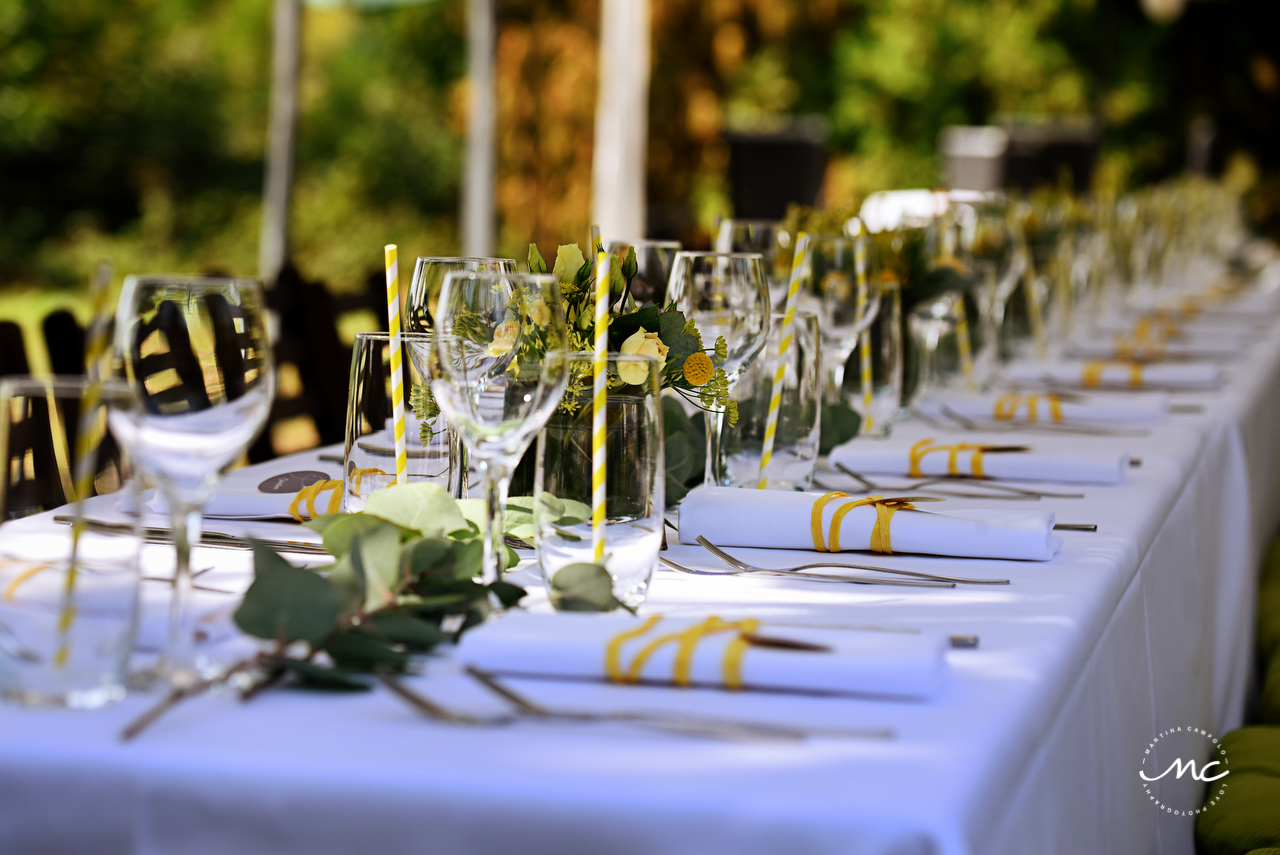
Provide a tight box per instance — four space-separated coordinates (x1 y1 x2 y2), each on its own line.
829 436 1131 485
454 611 949 700
677 486 1063 561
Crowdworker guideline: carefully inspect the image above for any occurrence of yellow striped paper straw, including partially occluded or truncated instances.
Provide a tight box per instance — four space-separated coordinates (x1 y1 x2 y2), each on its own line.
591 250 611 562
853 238 874 432
385 245 408 486
56 261 113 668
954 293 974 387
757 232 809 489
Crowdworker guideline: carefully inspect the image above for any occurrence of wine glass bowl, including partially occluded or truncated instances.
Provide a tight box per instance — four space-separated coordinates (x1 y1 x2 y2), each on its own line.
406 257 517 333
428 271 569 585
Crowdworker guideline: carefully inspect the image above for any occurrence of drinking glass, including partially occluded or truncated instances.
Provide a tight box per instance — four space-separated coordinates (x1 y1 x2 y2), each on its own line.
907 291 972 404
405 257 516 333
429 272 569 585
801 234 883 404
345 332 460 510
0 376 142 709
717 312 821 491
110 275 273 684
669 251 771 484
602 239 681 308
715 219 792 303
534 353 663 610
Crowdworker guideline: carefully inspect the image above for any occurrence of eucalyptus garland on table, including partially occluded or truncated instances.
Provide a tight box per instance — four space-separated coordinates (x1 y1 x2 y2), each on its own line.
122 484 622 740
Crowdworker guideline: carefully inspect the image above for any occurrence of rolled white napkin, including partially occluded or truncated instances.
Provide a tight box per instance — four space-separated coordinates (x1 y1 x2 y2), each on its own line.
1004 361 1224 390
1064 334 1242 361
829 437 1129 485
914 391 1169 426
678 485 1062 561
454 611 949 700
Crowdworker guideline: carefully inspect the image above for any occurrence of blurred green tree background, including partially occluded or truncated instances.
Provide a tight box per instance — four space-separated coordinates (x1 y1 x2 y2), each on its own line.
2 0 1277 302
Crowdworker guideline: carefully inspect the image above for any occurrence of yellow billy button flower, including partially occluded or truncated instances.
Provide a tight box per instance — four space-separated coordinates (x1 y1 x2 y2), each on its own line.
618 329 668 385
682 351 714 386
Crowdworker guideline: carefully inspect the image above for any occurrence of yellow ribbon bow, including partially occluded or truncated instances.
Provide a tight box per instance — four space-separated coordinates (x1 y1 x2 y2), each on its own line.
287 479 342 522
992 393 1063 423
810 492 915 554
604 615 761 690
907 438 1017 478
1082 361 1143 388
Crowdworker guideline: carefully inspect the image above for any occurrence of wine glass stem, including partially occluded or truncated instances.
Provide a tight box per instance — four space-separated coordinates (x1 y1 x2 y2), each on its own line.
162 501 201 685
477 459 510 587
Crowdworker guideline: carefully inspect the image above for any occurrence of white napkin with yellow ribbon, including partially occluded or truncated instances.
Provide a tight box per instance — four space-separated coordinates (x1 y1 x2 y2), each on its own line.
914 391 1169 426
1004 361 1224 390
677 485 1062 561
1064 334 1242 361
829 436 1129 485
454 611 949 699
155 449 344 521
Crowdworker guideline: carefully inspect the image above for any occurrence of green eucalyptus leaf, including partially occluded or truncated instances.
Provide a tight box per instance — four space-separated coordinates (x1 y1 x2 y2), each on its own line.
363 483 471 538
322 629 410 671
312 513 388 559
283 659 372 692
235 541 344 645
665 474 690 504
665 430 693 484
488 580 527 609
658 309 687 345
323 551 365 610
665 332 702 358
402 536 483 582
549 563 625 612
608 304 660 350
355 524 405 610
362 609 444 651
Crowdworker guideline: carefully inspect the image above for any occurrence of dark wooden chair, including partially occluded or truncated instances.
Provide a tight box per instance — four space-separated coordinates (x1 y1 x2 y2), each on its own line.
42 310 86 376
0 322 30 377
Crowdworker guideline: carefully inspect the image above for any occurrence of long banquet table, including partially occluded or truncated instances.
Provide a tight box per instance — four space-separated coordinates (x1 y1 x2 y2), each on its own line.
3 318 1280 855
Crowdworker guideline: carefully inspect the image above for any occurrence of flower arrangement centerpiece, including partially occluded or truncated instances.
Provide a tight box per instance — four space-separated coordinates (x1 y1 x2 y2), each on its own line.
525 241 737 424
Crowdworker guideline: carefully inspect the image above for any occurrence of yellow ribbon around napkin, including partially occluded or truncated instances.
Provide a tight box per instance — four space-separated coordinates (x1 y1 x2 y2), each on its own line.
992 393 1063 423
605 615 762 690
287 479 342 522
907 437 1021 478
810 492 915 554
1083 360 1143 388
1113 336 1166 361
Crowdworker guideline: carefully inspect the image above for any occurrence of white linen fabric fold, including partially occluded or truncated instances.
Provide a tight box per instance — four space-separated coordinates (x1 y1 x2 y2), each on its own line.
1004 361 1224 390
1064 335 1242 360
829 436 1129 485
454 611 949 700
914 391 1169 426
677 485 1063 560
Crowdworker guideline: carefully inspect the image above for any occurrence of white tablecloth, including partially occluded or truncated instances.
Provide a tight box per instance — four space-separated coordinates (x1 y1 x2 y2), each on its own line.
2 322 1279 855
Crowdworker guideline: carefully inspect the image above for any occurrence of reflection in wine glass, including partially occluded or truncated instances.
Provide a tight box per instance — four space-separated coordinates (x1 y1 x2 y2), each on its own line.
406 257 517 333
602 239 681 307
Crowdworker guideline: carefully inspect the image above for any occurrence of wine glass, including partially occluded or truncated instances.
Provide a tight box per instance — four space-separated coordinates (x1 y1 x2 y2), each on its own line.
109 275 273 684
668 251 770 484
800 234 883 403
406 257 516 333
715 219 791 304
427 272 568 586
602 239 681 307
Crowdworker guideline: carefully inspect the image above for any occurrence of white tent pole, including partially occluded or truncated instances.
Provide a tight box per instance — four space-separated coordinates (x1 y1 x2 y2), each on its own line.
462 0 496 256
260 0 302 285
592 0 650 240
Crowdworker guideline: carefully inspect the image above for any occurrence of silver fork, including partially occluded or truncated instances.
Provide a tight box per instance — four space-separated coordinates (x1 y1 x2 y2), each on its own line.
694 536 1010 586
659 555 956 588
831 463 1086 500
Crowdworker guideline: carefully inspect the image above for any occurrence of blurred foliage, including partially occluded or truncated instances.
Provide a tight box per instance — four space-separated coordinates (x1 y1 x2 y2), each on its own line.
2 0 1279 297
